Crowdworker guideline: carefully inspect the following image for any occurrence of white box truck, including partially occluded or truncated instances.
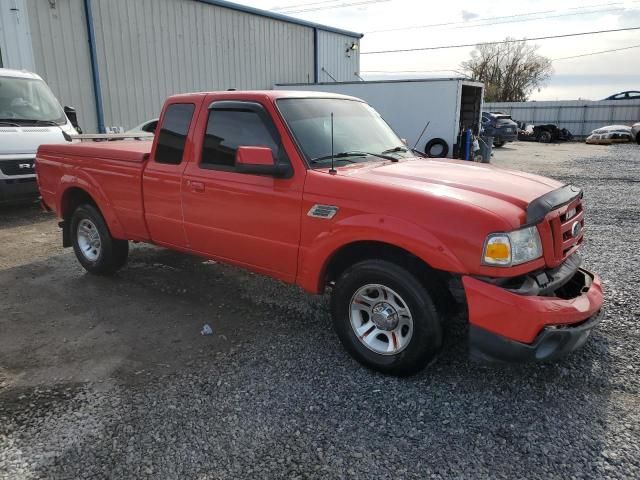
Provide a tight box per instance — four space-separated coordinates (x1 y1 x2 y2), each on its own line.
275 78 483 158
0 68 81 204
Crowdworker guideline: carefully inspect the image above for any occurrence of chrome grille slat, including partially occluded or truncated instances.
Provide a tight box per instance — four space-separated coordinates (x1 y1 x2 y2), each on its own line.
548 197 584 265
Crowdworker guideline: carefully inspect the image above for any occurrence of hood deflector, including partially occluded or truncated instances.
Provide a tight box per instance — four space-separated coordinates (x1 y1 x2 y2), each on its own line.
526 184 583 225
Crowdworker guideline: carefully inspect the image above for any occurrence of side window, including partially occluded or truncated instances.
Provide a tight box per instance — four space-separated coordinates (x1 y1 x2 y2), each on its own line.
155 103 195 164
201 107 280 169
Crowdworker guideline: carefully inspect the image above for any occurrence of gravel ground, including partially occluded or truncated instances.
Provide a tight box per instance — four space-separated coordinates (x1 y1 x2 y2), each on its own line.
1 141 639 479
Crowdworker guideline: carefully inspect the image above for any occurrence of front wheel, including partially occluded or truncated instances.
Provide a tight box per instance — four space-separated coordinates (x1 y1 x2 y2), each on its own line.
331 260 442 376
493 138 505 147
71 204 129 275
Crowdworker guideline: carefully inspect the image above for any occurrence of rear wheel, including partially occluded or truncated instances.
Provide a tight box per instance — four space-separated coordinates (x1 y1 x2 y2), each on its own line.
493 138 505 147
331 260 442 376
537 131 552 143
71 204 128 275
636 133 640 145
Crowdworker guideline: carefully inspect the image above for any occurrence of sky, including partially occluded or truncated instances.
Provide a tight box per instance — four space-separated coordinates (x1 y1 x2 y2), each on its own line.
242 0 640 100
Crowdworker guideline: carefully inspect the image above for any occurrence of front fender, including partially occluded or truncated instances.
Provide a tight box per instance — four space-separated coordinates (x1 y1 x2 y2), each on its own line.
57 171 127 239
297 213 467 293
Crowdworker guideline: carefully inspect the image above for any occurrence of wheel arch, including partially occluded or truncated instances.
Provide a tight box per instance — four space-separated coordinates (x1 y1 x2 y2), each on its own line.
58 183 126 245
320 240 464 317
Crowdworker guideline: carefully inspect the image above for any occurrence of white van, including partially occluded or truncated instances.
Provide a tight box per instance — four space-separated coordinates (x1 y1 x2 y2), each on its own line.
0 68 80 204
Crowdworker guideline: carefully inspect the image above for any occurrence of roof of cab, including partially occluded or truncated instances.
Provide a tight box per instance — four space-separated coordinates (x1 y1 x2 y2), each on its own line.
0 68 43 80
167 90 363 103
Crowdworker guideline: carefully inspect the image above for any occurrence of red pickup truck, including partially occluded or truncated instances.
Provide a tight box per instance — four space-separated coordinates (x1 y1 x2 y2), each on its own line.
36 91 603 375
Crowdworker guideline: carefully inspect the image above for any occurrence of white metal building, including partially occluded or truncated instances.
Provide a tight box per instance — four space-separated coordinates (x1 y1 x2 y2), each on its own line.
0 0 362 132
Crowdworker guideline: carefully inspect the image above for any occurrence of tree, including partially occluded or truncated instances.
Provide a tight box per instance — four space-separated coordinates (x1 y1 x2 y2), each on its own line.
461 39 553 102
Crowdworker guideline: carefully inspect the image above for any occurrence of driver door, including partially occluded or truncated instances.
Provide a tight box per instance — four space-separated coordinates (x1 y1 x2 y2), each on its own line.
181 98 304 283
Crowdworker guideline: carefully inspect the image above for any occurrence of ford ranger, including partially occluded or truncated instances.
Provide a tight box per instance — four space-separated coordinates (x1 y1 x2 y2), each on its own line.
36 91 603 375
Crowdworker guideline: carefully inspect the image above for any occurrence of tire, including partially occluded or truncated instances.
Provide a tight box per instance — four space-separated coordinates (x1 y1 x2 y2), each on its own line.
330 260 443 376
70 204 129 275
537 131 552 143
636 133 640 145
493 138 505 147
424 138 449 158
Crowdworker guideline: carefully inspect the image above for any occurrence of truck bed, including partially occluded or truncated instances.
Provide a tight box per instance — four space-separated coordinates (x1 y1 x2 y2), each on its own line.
37 140 153 241
38 140 152 163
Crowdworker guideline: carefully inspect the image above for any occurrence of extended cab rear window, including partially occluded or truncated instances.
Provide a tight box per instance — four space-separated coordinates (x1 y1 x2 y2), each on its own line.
155 103 195 164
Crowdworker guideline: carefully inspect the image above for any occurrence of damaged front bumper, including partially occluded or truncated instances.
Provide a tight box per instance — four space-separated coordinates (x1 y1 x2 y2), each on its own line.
463 260 604 363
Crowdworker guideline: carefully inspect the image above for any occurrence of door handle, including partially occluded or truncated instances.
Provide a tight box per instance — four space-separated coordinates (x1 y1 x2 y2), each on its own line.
189 181 205 192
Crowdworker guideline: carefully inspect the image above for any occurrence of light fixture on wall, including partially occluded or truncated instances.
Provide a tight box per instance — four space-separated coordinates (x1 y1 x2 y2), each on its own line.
345 42 358 57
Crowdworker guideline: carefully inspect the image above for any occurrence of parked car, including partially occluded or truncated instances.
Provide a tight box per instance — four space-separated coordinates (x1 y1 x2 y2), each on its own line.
481 112 518 147
603 91 640 101
632 122 640 144
127 118 158 134
0 68 80 204
517 122 573 143
36 90 603 376
585 125 634 144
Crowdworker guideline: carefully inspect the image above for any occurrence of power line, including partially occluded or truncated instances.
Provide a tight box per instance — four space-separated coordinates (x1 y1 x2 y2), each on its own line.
277 0 389 14
359 43 640 74
272 0 349 10
552 43 640 60
365 1 636 34
360 26 640 55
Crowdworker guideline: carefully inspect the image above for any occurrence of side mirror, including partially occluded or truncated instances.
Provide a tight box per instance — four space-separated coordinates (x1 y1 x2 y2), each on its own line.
64 106 82 134
235 146 289 177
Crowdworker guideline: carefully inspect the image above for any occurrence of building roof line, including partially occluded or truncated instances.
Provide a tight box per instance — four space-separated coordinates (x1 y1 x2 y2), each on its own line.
194 0 364 38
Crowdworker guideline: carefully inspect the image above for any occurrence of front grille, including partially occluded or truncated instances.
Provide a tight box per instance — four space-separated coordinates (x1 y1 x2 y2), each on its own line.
0 159 36 176
548 197 584 264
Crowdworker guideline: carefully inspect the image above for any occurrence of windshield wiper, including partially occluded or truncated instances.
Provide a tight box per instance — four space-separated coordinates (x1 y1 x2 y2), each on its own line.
29 120 62 126
0 120 22 127
381 146 408 155
310 151 398 164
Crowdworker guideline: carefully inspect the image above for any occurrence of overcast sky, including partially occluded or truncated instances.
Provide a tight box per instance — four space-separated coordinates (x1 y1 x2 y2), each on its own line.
244 0 640 100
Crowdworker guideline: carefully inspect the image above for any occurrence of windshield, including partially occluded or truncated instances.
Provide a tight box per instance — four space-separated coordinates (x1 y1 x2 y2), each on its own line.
277 98 411 167
0 76 66 125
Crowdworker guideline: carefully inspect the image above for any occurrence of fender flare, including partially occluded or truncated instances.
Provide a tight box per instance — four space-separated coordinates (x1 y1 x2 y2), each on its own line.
297 214 467 293
57 172 127 239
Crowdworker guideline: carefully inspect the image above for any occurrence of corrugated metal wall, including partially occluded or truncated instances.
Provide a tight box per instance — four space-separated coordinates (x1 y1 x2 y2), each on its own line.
26 0 98 132
0 0 36 71
485 100 640 138
91 0 315 131
22 0 359 132
316 30 359 83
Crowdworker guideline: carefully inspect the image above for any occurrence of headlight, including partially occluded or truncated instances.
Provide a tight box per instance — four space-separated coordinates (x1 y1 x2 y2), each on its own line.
483 226 542 267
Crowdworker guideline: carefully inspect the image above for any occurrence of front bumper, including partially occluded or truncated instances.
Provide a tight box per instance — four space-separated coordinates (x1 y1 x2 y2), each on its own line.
0 177 39 204
464 267 604 362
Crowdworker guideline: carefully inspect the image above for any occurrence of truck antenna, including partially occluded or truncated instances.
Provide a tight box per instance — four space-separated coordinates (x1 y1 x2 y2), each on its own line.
329 112 336 174
412 121 430 151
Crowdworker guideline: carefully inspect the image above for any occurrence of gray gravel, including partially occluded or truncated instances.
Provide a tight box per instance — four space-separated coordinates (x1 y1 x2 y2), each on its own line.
1 142 639 479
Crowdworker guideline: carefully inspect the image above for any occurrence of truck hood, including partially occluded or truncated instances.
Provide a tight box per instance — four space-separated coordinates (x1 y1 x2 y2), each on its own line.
0 124 75 156
338 158 563 221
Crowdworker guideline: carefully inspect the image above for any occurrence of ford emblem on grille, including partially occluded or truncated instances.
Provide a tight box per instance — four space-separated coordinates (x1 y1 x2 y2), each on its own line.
571 221 582 238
